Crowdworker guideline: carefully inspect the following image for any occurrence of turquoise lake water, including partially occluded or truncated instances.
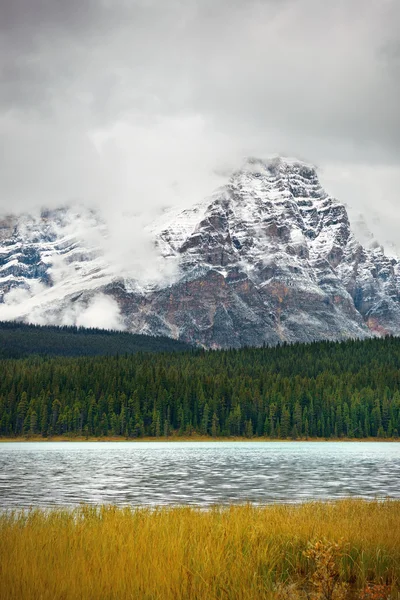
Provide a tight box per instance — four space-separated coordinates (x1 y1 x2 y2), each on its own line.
0 441 399 508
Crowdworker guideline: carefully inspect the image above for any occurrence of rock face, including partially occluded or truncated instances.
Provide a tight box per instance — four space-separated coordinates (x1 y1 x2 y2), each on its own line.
1 157 400 347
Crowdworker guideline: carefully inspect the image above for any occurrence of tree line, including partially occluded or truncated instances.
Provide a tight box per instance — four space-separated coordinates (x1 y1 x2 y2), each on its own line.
1 336 400 439
0 321 191 358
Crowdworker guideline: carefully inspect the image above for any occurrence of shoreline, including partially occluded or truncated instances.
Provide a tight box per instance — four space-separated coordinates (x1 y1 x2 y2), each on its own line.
1 435 399 443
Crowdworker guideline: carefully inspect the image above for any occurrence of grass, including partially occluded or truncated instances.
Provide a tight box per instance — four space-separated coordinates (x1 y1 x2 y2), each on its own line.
0 500 399 599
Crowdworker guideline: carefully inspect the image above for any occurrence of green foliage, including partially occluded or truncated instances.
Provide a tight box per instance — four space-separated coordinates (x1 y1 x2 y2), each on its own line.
1 335 400 439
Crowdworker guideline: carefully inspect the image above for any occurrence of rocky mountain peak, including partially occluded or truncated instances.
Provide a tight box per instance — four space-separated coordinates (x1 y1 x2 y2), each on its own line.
1 157 400 347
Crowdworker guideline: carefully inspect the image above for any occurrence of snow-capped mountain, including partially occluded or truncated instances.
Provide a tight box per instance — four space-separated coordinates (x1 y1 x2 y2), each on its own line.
1 156 400 347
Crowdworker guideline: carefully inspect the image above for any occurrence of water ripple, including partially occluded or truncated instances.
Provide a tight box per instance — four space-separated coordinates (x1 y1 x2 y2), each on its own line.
0 441 399 509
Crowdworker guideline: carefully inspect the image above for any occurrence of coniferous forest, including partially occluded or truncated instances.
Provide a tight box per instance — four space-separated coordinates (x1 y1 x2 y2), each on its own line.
1 332 400 439
0 321 191 358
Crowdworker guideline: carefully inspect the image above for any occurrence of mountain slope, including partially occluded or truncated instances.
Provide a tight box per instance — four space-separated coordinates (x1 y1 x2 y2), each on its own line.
0 321 192 358
1 157 399 347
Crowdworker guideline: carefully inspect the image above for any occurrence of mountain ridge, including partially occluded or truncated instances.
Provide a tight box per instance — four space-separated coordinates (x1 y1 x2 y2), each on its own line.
1 156 399 347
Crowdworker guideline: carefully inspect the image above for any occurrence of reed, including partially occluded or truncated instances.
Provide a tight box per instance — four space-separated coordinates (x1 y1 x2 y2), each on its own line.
0 500 399 600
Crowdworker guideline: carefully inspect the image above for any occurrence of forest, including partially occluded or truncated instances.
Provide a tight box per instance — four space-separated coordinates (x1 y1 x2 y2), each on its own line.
0 321 191 358
1 334 400 439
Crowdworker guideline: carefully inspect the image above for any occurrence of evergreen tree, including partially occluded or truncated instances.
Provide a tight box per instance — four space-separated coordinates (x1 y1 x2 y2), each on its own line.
1 335 400 440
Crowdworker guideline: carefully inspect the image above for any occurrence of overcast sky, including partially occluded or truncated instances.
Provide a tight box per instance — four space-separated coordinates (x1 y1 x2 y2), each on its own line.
0 0 399 246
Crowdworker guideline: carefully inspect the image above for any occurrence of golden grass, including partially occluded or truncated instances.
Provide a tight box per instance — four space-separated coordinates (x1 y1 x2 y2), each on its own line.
0 500 399 600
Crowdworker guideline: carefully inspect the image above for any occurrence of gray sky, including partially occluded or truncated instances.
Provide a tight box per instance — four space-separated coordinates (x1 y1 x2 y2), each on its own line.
0 0 399 248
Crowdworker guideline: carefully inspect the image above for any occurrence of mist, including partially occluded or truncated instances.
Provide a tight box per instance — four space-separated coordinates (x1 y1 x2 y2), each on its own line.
0 0 399 256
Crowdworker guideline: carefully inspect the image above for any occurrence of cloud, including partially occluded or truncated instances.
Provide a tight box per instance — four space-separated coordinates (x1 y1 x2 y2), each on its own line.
0 281 47 313
319 163 400 254
74 294 124 330
0 0 399 249
0 283 125 331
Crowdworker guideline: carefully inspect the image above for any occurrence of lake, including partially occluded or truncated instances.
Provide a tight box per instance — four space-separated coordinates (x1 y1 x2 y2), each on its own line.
0 441 399 509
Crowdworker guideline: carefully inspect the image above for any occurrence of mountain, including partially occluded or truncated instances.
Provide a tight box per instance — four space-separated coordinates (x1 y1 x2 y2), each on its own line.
1 156 400 348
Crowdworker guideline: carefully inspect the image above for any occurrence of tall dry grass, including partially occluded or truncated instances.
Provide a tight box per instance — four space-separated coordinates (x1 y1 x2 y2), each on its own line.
0 500 399 600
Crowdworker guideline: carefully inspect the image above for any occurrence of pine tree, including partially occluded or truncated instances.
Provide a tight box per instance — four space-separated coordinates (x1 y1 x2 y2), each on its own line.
245 419 253 438
211 413 219 438
29 410 38 436
16 392 28 435
201 403 210 435
280 407 290 439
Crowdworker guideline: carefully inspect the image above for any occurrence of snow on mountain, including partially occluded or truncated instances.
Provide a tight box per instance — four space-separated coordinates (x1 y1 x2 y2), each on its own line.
1 156 400 347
